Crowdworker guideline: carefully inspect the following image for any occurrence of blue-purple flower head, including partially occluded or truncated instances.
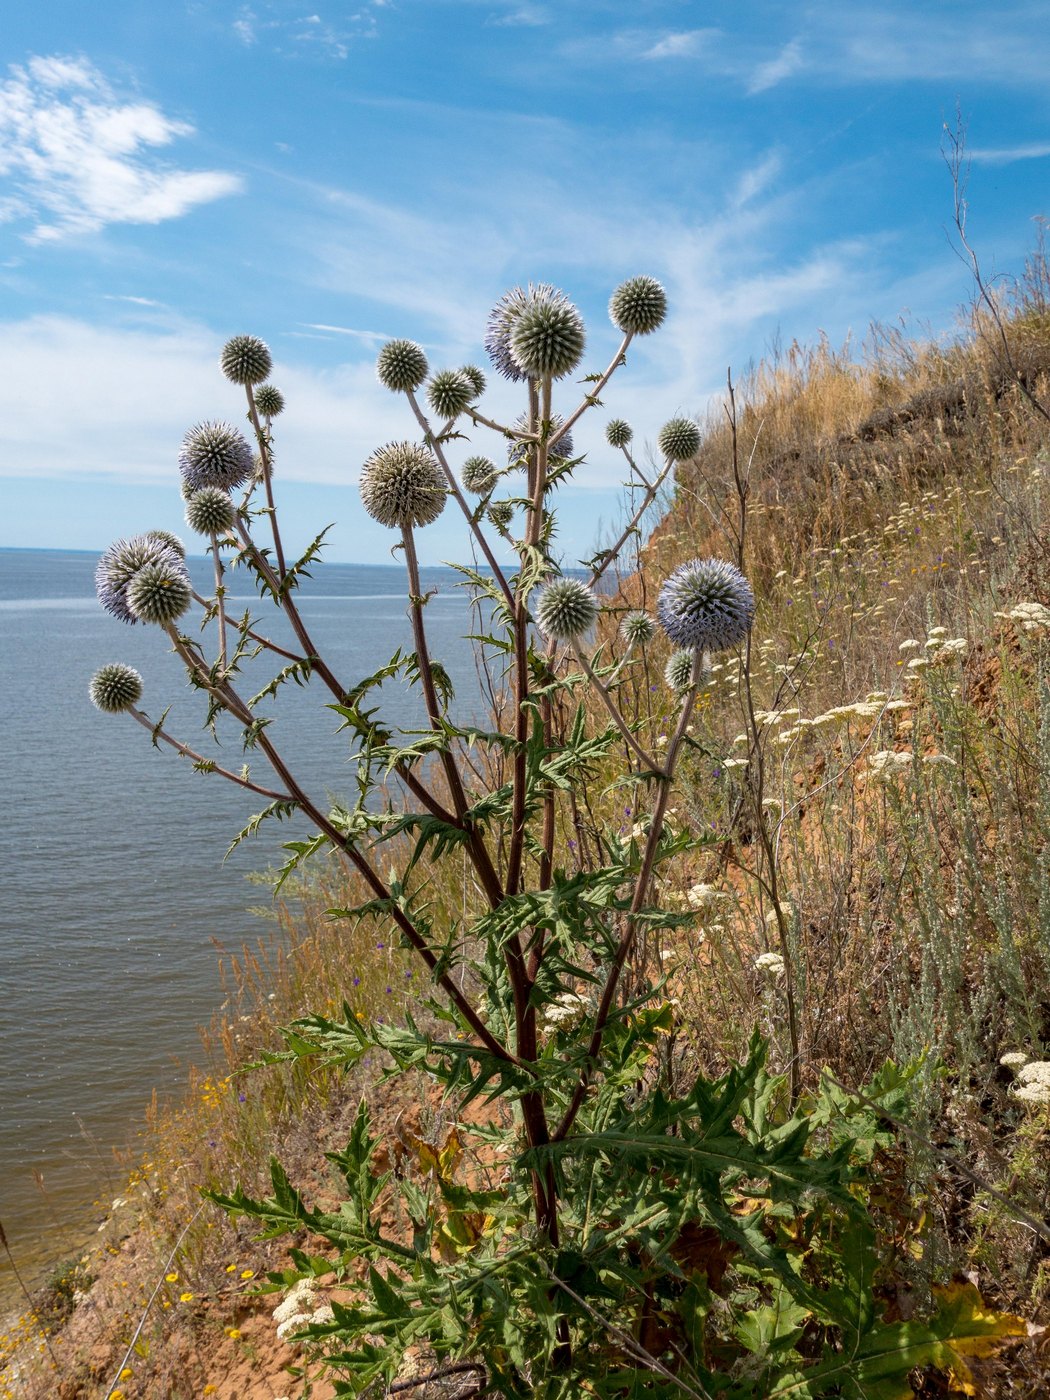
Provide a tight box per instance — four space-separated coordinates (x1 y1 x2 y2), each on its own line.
179 421 254 494
657 558 754 652
95 533 188 625
485 284 583 382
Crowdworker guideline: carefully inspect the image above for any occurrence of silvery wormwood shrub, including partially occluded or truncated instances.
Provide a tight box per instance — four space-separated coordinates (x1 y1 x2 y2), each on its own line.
89 284 1021 1398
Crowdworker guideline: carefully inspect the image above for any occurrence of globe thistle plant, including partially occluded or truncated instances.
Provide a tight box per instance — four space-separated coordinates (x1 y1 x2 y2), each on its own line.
664 648 697 693
510 298 586 380
609 276 667 336
487 500 514 531
606 419 633 449
186 487 237 536
657 417 702 463
220 334 273 386
95 534 187 625
485 284 573 383
535 577 598 641
462 455 499 496
657 558 754 652
179 421 255 493
147 529 186 558
620 610 656 647
254 384 285 417
507 414 574 466
376 339 428 393
459 364 486 398
359 442 446 529
126 559 193 627
427 369 474 421
89 663 143 714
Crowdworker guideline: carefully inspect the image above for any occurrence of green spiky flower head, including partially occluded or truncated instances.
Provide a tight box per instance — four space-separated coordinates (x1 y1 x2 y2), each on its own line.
535 577 598 641
185 487 236 536
126 561 192 626
664 648 697 693
459 364 486 398
621 610 656 646
376 339 428 393
462 455 498 496
254 384 285 417
427 369 474 421
220 334 272 386
359 442 446 529
510 299 586 380
609 275 667 335
658 417 701 462
487 500 514 531
605 419 633 448
89 663 143 713
146 529 186 558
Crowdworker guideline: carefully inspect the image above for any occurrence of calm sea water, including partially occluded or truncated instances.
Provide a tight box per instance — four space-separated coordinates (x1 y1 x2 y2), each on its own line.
0 547 483 1304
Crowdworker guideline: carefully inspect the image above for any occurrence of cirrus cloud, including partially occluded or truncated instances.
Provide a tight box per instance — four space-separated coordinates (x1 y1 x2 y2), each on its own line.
0 54 243 244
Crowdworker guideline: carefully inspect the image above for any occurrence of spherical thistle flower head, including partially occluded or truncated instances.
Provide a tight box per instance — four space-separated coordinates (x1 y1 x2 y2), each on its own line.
147 529 186 559
126 559 193 626
254 384 285 417
621 609 656 646
487 500 514 531
664 648 697 693
507 414 574 466
657 558 755 652
510 298 586 380
179 421 255 493
96 534 186 625
185 487 236 536
426 369 474 421
359 441 446 529
89 663 143 714
606 418 633 449
462 455 499 496
376 339 428 393
459 364 486 398
658 417 702 463
609 275 667 336
535 577 598 641
220 334 273 386
485 283 573 383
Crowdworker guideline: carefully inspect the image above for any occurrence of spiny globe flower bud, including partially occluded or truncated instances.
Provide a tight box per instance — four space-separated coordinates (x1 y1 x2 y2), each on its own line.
185 487 236 536
487 500 514 531
126 559 193 626
459 364 486 398
507 414 574 466
621 610 656 646
220 334 272 386
606 418 633 449
89 662 143 714
427 369 474 421
179 421 254 493
535 577 598 641
609 275 667 336
657 558 754 652
462 455 499 496
510 298 586 380
254 384 285 417
376 339 428 393
657 417 701 463
96 534 186 625
664 648 697 693
359 442 446 529
147 529 186 558
485 283 573 383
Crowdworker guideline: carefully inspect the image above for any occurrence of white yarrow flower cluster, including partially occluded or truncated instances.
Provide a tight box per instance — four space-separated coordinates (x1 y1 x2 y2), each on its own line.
754 952 785 977
274 1278 326 1344
543 990 590 1033
867 750 913 781
996 601 1050 633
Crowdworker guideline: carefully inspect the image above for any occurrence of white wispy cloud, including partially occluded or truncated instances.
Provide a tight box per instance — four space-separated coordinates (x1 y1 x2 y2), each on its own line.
748 38 805 94
0 55 243 243
643 30 712 60
488 5 549 27
968 141 1050 165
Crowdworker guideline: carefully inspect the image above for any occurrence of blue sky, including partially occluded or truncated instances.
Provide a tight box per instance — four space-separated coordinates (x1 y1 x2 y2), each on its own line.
1 1 1048 566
